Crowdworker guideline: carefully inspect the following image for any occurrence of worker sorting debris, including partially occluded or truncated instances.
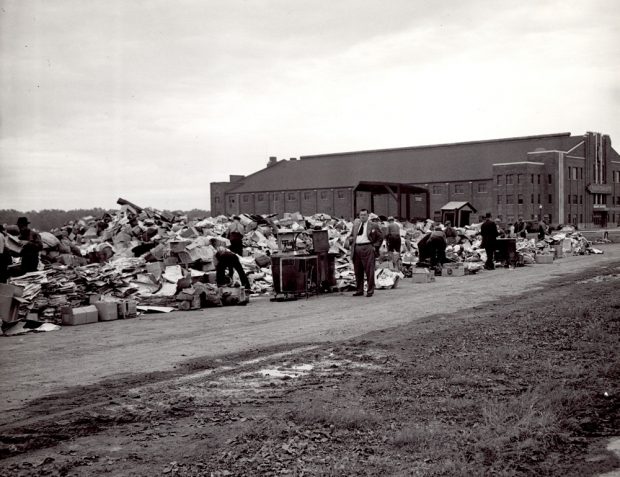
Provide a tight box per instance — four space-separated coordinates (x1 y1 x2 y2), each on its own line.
0 198 608 335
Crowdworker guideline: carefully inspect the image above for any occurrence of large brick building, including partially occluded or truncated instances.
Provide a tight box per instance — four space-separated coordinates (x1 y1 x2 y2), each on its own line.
211 131 620 228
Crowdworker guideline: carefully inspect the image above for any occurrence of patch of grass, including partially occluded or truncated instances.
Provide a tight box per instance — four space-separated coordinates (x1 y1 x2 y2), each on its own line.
293 401 379 430
391 422 437 448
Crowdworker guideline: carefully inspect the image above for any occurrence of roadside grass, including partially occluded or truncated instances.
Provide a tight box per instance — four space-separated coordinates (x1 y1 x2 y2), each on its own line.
292 400 379 430
216 278 620 476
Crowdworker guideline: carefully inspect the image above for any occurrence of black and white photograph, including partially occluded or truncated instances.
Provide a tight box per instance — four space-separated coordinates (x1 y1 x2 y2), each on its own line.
1 0 619 475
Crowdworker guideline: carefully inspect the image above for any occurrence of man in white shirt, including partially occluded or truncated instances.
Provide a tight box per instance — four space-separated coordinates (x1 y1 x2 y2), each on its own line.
226 216 245 256
347 209 383 297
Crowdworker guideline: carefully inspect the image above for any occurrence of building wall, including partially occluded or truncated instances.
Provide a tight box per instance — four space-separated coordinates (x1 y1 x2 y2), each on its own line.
210 182 236 216
494 160 551 223
216 132 619 227
564 155 587 226
583 132 616 227
412 180 492 222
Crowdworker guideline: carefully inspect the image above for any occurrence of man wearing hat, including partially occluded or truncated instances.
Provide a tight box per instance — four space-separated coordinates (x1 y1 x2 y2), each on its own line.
480 213 499 270
347 209 383 297
16 217 42 274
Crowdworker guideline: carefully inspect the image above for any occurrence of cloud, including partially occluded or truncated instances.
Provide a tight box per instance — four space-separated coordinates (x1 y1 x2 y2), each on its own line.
1 0 619 211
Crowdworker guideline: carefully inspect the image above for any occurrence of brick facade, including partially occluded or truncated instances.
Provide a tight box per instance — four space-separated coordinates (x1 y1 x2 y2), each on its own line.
211 132 619 227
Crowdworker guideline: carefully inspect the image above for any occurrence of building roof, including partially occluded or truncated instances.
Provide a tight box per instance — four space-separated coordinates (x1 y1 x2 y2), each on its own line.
227 133 584 193
441 201 476 211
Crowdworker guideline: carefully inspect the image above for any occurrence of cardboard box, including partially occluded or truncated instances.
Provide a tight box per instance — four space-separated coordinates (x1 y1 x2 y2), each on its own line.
0 284 24 323
164 256 180 266
0 295 20 322
190 295 201 310
117 299 137 319
147 243 166 261
174 251 193 264
199 262 216 272
204 271 217 284
94 301 118 321
562 238 573 253
220 287 248 306
170 240 191 253
442 262 465 277
0 283 24 298
411 269 435 283
535 254 554 264
61 305 99 326
146 262 164 281
554 243 564 259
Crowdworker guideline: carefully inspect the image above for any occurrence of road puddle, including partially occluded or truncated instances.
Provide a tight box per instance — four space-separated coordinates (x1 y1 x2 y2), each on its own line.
578 274 620 284
173 348 387 400
259 364 314 378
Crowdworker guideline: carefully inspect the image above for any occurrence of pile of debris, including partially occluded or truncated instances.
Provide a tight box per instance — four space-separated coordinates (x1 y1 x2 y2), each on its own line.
2 200 605 329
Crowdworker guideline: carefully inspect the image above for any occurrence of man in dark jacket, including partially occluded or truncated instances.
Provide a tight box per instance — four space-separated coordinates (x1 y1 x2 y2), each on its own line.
428 226 447 268
210 239 251 290
480 213 499 270
347 209 383 297
386 217 401 253
514 216 527 238
17 217 42 274
538 216 549 240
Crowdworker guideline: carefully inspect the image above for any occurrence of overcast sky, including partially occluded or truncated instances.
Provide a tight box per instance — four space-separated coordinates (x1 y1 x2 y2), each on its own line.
1 0 618 212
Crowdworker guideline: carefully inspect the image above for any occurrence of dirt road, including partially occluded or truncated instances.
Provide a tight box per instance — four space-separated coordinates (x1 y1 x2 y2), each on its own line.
1 246 619 476
1 244 619 422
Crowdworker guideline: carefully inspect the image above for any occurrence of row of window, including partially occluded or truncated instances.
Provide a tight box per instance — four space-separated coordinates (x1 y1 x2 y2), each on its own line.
497 194 552 205
567 166 584 180
433 213 558 223
431 183 487 194
567 195 583 205
234 190 349 203
496 174 552 186
593 193 607 205
503 214 554 223
566 214 583 224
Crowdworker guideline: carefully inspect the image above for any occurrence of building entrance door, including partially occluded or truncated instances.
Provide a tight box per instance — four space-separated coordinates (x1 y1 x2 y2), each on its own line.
459 210 471 227
592 211 608 227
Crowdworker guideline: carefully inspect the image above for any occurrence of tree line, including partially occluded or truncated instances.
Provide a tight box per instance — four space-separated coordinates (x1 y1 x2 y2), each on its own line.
0 208 210 232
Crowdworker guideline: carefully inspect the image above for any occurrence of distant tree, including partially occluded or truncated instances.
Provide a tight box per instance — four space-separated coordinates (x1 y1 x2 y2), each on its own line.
0 208 112 232
185 209 211 220
0 207 211 232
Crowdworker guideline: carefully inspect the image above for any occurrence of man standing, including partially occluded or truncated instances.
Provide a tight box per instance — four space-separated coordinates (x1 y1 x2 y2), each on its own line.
226 216 245 256
514 216 527 238
386 217 401 253
348 209 383 297
444 221 457 245
17 217 42 274
538 215 549 240
480 213 499 270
